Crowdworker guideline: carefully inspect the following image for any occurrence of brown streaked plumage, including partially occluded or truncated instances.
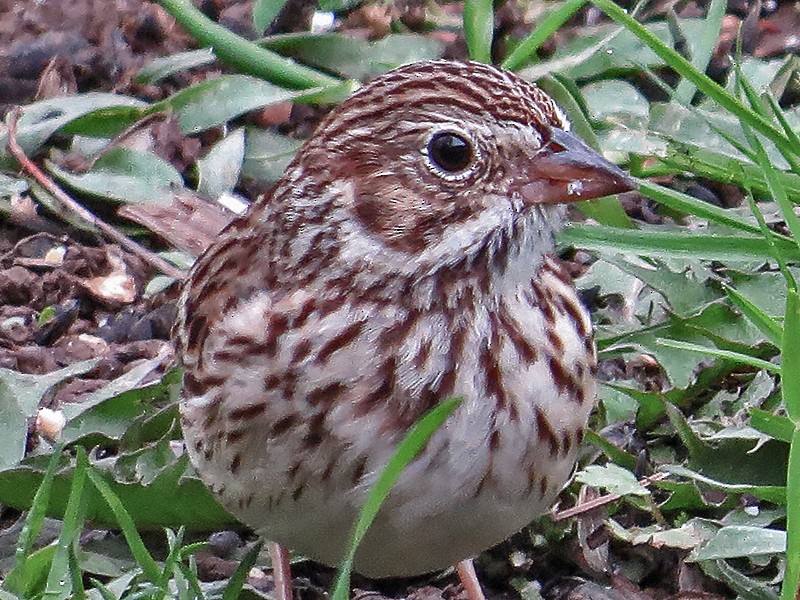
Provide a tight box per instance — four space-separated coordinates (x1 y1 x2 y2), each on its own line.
176 60 634 599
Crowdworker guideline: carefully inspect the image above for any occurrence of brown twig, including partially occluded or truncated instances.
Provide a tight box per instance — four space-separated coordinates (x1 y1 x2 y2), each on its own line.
551 472 670 521
5 107 186 281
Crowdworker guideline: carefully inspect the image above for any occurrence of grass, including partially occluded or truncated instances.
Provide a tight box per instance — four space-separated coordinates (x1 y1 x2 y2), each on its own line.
0 0 797 598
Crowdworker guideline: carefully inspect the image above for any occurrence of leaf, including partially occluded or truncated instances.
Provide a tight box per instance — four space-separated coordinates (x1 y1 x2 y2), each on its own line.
94 147 183 189
331 398 463 600
522 19 718 81
689 526 786 561
197 128 246 199
699 559 780 600
252 0 289 34
561 224 800 262
463 0 493 63
0 456 237 530
582 80 649 123
46 157 178 205
0 94 146 162
242 128 303 184
575 463 650 496
0 362 98 469
651 103 791 168
150 74 307 134
134 48 217 85
260 33 444 80
662 465 786 504
318 0 362 11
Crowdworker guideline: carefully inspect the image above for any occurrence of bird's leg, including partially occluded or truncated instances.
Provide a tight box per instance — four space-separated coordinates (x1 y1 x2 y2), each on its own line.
269 541 293 600
456 559 487 600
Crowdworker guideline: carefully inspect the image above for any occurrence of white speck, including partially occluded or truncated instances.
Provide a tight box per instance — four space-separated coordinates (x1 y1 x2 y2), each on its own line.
567 180 584 196
311 11 335 33
744 505 759 516
37 408 66 441
218 192 250 215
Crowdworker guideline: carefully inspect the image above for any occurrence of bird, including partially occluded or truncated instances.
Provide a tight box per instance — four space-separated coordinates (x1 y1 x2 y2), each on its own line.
175 59 634 600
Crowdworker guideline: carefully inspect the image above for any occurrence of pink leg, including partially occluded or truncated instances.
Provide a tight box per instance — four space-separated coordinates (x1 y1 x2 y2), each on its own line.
269 541 293 600
456 559 486 600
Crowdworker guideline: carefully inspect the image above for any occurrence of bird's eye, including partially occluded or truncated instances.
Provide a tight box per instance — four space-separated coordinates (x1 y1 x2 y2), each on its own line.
427 131 473 173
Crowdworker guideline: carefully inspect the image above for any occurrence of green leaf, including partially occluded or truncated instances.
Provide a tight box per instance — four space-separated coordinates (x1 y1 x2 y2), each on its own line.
253 0 289 34
149 74 308 134
582 80 649 123
502 0 587 71
575 463 650 496
318 0 361 11
673 0 725 103
222 541 262 600
749 408 793 444
43 448 88 599
655 338 779 374
260 33 444 80
662 465 786 504
86 464 164 586
561 224 800 262
0 362 97 469
463 0 493 63
134 48 217 84
197 128 246 199
242 128 303 184
724 284 783 346
331 398 463 600
158 0 342 89
4 447 64 596
587 0 792 157
0 94 145 162
0 455 237 530
700 559 780 600
689 526 786 561
47 156 178 205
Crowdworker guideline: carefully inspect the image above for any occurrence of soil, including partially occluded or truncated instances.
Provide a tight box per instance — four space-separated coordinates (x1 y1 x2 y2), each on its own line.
0 0 796 598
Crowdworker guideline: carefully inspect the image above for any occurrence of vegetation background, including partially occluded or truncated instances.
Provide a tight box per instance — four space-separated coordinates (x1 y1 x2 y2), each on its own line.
0 0 798 598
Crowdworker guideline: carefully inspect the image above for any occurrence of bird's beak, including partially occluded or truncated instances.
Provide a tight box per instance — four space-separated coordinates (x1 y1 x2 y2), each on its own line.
521 127 636 205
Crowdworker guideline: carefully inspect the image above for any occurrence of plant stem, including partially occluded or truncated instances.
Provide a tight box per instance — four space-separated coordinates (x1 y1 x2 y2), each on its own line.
158 0 341 89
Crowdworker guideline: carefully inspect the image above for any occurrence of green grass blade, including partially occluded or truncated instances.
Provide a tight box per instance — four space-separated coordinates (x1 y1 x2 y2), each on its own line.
85 467 164 588
782 288 800 421
735 68 800 174
331 397 463 600
639 180 763 236
780 290 800 600
4 444 64 595
655 339 779 373
43 447 88 599
66 548 85 600
588 0 793 158
463 0 493 63
560 224 800 262
584 429 638 470
222 541 262 600
157 0 342 89
501 0 587 71
161 528 185 586
739 128 800 256
658 145 800 202
673 0 725 103
781 415 800 600
723 284 783 347
764 93 800 172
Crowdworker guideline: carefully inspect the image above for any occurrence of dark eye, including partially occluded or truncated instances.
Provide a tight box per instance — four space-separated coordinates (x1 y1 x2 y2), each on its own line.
428 132 473 173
